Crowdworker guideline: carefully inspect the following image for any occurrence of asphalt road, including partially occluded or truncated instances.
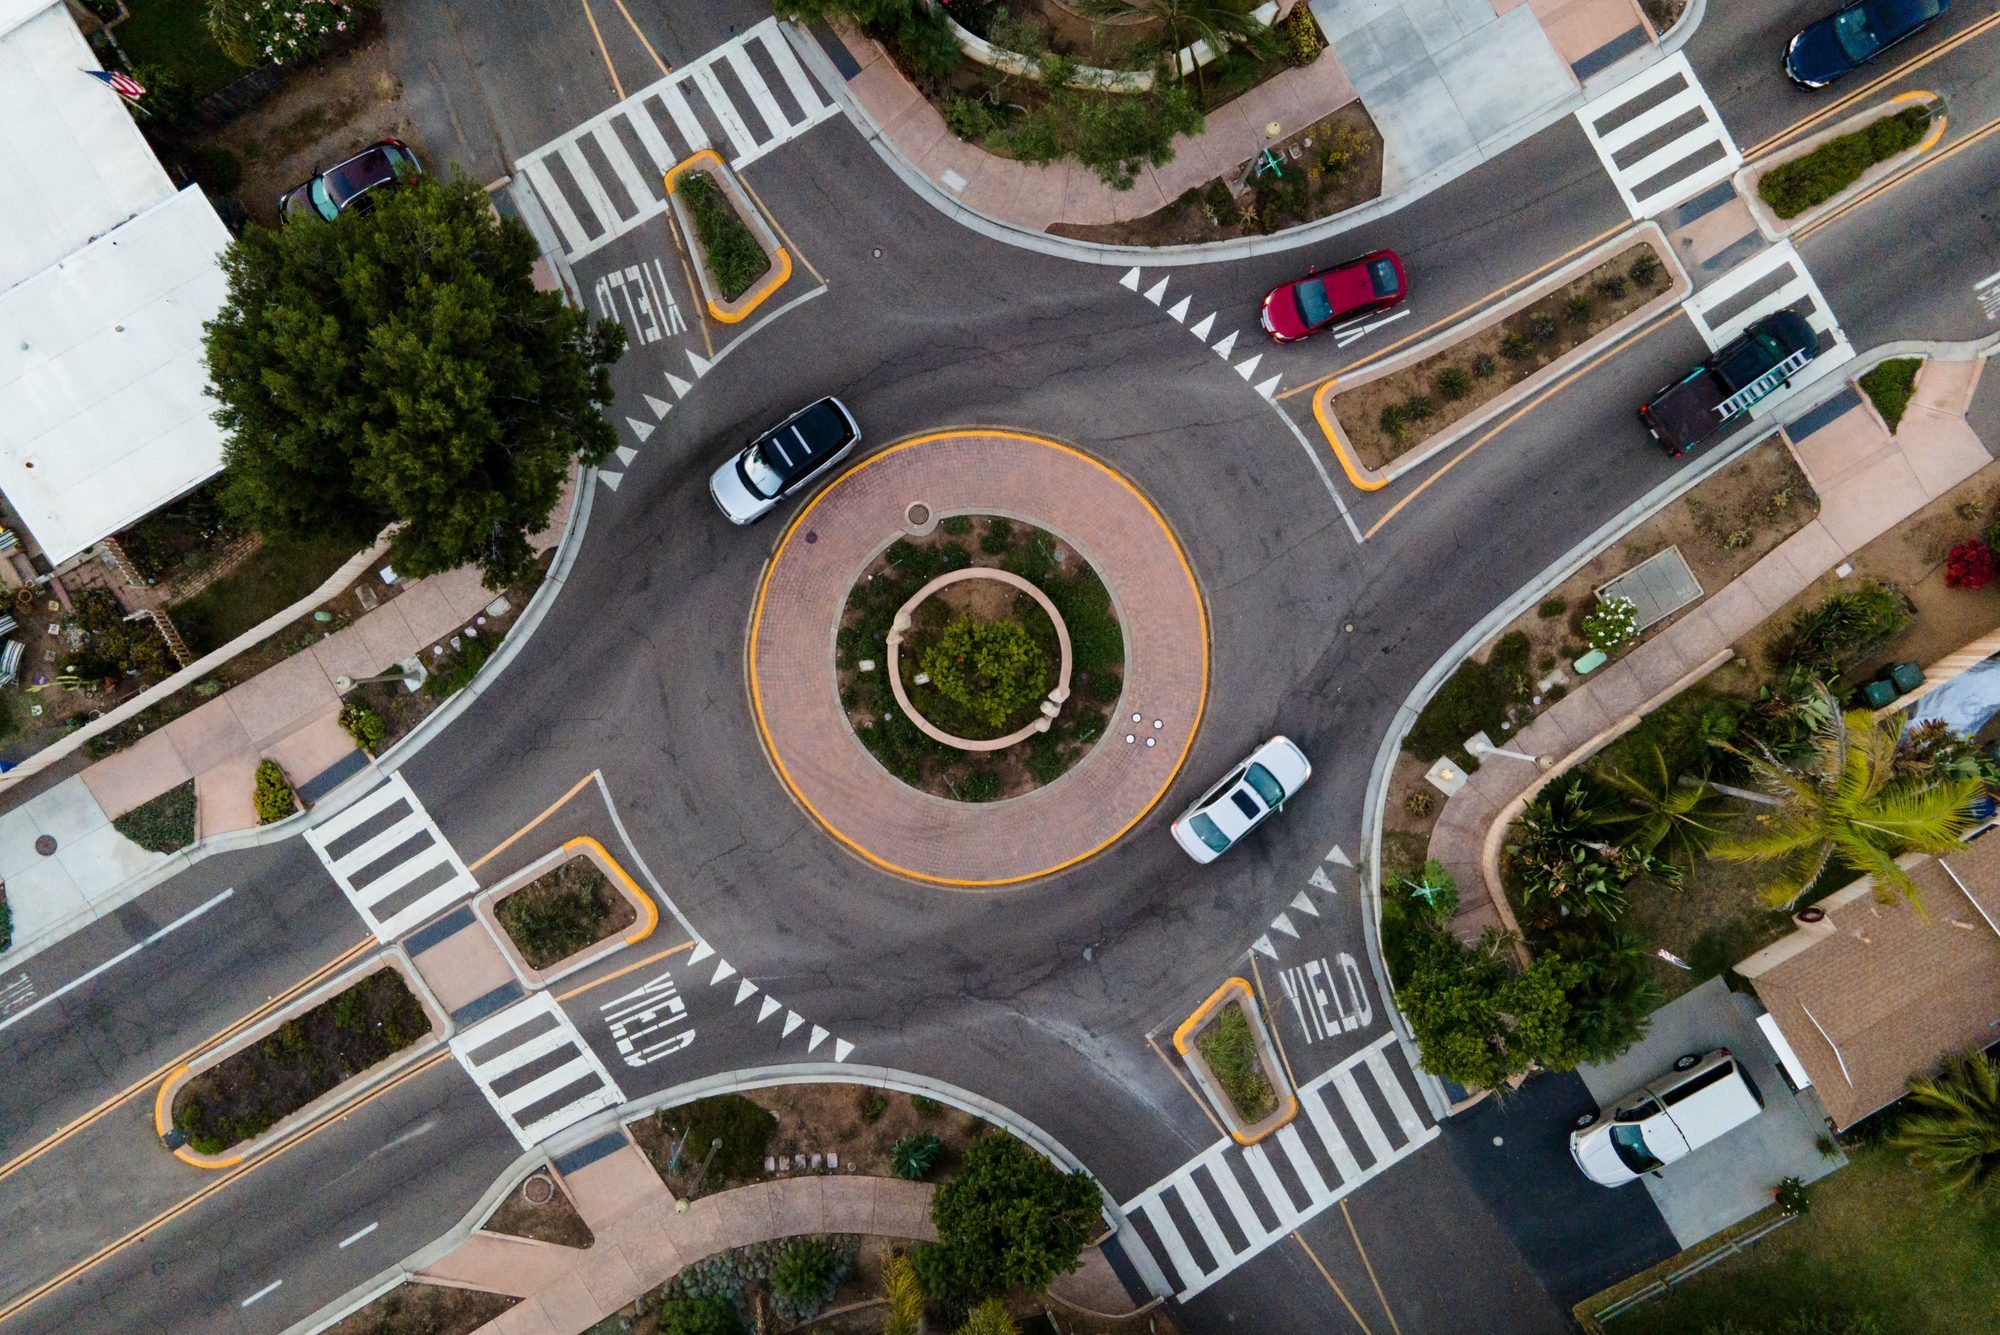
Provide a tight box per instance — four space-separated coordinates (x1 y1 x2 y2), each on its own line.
4 2 1999 1331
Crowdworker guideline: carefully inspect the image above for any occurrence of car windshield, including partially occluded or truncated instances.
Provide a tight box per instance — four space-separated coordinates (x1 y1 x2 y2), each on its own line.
1833 5 1880 59
1610 1125 1664 1173
1244 762 1286 806
1189 812 1231 852
307 177 339 221
740 445 785 498
1367 258 1399 297
1294 279 1334 329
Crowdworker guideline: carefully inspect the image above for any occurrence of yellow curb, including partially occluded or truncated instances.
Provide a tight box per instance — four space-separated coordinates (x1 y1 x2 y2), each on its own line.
747 428 1210 889
664 148 791 324
154 1065 245 1170
563 834 659 945
1172 977 1298 1146
1312 380 1388 491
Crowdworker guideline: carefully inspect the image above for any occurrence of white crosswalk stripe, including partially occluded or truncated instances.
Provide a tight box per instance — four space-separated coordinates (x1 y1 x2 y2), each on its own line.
516 17 840 264
305 774 478 942
1576 53 1741 219
452 993 626 1148
1118 1033 1438 1300
1683 240 1854 416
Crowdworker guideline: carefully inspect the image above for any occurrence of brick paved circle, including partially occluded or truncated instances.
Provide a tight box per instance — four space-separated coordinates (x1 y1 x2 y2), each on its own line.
748 430 1209 886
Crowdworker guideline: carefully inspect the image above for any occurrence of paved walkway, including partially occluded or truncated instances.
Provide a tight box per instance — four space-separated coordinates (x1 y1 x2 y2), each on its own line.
1426 358 1993 941
748 431 1207 885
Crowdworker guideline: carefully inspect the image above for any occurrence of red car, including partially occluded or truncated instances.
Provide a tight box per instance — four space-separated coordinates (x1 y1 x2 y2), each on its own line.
1259 250 1408 342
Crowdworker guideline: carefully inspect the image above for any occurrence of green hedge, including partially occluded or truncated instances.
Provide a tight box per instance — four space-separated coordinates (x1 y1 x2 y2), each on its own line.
1758 107 1928 219
678 172 769 301
113 779 198 853
1858 358 1921 433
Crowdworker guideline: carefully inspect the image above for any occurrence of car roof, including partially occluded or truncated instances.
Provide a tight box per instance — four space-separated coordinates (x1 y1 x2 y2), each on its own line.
1655 1059 1761 1148
756 400 850 483
1319 262 1377 312
322 146 399 207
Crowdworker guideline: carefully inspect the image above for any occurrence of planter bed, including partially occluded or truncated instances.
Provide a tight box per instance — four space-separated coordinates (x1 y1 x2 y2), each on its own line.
1755 105 1929 221
483 1171 595 1248
325 1282 516 1335
170 963 432 1155
494 853 635 969
111 778 197 853
676 169 769 302
1175 980 1294 1142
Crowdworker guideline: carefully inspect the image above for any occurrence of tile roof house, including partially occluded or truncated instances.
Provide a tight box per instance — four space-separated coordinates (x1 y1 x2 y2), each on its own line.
1736 830 2000 1130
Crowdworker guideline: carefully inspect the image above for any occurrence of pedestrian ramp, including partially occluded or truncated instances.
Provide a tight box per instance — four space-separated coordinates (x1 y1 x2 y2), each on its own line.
517 16 840 263
305 773 478 942
1119 1033 1438 1301
451 993 627 1149
1576 53 1741 219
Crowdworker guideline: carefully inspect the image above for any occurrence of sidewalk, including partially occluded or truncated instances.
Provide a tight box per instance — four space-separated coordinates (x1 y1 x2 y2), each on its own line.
1426 357 1993 942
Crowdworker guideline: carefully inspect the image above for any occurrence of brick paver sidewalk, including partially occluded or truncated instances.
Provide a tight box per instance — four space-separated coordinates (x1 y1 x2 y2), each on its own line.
1426 359 1993 942
749 432 1207 885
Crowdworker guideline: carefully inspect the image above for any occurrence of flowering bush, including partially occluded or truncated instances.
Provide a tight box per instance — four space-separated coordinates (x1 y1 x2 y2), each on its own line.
1582 595 1639 653
208 0 371 67
1944 539 1998 590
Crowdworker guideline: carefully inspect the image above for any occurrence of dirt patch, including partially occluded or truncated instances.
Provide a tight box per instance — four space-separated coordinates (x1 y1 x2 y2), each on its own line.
325 1282 515 1335
632 1085 992 1186
1382 751 1444 877
1337 243 1669 471
494 855 634 970
1051 102 1383 246
483 1173 595 1248
207 37 414 227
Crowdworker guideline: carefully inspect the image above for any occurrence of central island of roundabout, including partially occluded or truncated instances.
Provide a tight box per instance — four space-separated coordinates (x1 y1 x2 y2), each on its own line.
748 429 1209 885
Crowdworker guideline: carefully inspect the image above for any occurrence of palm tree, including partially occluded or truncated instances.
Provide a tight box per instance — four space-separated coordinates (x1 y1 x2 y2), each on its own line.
1712 693 1981 909
1887 1051 2000 1197
1596 745 1743 878
1082 0 1277 90
880 1253 923 1335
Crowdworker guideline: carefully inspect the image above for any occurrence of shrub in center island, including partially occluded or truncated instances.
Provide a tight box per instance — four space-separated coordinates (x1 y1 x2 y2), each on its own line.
919 616 1050 735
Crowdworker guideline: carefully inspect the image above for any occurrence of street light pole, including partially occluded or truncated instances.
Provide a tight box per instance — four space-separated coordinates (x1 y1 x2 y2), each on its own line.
334 670 418 692
1466 736 1555 770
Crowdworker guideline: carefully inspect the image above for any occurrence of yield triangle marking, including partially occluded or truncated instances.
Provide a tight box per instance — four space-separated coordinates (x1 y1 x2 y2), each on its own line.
1189 313 1216 340
711 958 737 985
688 941 714 965
665 372 694 398
1291 891 1320 916
733 978 758 1005
687 349 712 378
624 417 654 442
1272 912 1299 939
1119 267 1141 291
1234 352 1264 381
782 1010 804 1037
833 1039 854 1062
1212 330 1239 359
808 1024 829 1052
757 995 782 1022
1166 295 1191 323
1251 934 1278 960
1254 373 1282 400
615 446 637 466
644 394 672 418
1310 866 1340 895
1327 844 1352 867
1143 277 1169 304
599 471 624 492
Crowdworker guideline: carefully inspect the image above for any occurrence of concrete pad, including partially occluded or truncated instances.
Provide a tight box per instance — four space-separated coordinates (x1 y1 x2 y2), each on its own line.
486 1300 559 1335
532 1273 605 1331
1449 899 1507 943
1701 577 1780 632
1 855 89 945
262 709 355 790
433 564 498 622
1817 453 1928 553
771 1173 826 1238
21 775 110 847
1666 607 1733 665
223 647 336 747
562 1143 669 1228
59 822 164 899
1766 521 1843 584
1310 0 1407 42
194 754 262 837
80 729 193 819
1621 634 1697 696
1580 659 1650 722
1540 685 1614 747
613 1206 687 1286
819 1174 876 1229
411 923 517 1012
355 600 419 674
1402 0 1485 53
1738 547 1812 614
421 1235 580 1299
571 1244 642 1312
162 696 255 775
845 57 922 130
1899 406 1991 499
872 1180 938 1241
390 579 461 648
1436 6 1573 136
1333 5 1428 88
1531 0 1645 66
1788 406 1892 494
309 621 388 684
1912 357 1981 417
1348 48 1478 190
1672 196 1758 271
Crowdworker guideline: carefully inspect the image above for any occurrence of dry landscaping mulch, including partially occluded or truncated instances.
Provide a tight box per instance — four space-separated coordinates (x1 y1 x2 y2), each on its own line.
495 856 634 970
484 1174 595 1248
326 1282 515 1335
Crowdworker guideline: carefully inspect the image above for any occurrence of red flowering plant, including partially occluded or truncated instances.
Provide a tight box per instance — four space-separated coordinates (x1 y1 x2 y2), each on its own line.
1945 539 1998 590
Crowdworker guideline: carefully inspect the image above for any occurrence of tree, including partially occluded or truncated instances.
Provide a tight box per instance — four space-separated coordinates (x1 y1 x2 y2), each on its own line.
1887 1051 2000 1197
879 1253 924 1335
1596 744 1742 877
1713 696 1980 909
204 176 624 590
913 1135 1101 1306
1506 778 1675 924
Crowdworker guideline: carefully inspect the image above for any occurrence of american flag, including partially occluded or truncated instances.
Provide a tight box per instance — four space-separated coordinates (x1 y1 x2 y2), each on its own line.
82 68 146 100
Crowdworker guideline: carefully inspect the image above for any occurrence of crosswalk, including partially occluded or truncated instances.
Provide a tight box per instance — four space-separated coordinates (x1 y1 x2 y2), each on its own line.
1577 53 1741 220
1120 1033 1437 1300
304 774 478 942
517 17 840 264
1683 240 1853 417
452 992 627 1148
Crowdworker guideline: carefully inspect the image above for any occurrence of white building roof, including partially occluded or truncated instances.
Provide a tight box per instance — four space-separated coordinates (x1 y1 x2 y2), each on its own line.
0 2 230 564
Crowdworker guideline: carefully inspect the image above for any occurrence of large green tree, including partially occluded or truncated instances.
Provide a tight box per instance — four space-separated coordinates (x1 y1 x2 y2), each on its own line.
1887 1051 2000 1198
912 1135 1101 1307
204 176 624 589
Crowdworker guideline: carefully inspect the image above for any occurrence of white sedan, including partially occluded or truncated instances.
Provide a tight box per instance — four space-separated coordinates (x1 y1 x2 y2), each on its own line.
1170 736 1311 863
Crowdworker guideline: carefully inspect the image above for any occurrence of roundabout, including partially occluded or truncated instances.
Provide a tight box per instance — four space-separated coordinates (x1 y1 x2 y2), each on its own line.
748 429 1210 885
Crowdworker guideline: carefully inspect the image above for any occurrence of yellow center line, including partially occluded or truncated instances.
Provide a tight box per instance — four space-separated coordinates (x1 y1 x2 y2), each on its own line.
576 0 626 100
1362 309 1684 540
1744 7 2000 158
609 0 671 76
1277 224 1629 401
1795 109 2000 242
0 936 375 1187
1293 1231 1375 1334
735 170 825 287
0 1049 453 1328
468 771 601 873
555 939 695 1002
1342 1200 1403 1335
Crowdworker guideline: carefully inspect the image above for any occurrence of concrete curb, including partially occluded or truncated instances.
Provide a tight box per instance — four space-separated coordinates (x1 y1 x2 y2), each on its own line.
470 835 657 991
1735 90 1941 243
788 0 1706 266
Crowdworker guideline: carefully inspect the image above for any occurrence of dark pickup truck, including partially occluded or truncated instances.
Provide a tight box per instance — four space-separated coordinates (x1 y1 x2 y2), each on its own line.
1640 310 1819 456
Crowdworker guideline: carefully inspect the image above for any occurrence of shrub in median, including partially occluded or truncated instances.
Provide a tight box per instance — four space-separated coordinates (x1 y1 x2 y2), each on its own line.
1859 357 1921 432
495 855 632 968
920 618 1051 734
253 760 296 825
678 171 770 301
338 700 386 752
1759 107 1929 219
113 779 197 853
1197 1003 1277 1122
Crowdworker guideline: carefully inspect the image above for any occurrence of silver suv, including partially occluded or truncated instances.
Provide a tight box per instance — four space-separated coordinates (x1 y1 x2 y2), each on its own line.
1569 1049 1765 1187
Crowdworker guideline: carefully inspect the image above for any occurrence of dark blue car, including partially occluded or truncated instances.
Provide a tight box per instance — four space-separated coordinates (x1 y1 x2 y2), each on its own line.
1785 0 1948 88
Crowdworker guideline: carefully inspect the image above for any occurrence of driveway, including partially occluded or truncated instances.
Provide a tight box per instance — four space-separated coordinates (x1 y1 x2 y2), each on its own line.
1579 977 1846 1248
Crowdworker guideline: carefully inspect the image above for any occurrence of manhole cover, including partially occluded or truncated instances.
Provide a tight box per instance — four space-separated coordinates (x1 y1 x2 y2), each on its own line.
523 1173 556 1205
906 503 931 526
805 530 818 545
900 502 938 537
34 834 56 857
